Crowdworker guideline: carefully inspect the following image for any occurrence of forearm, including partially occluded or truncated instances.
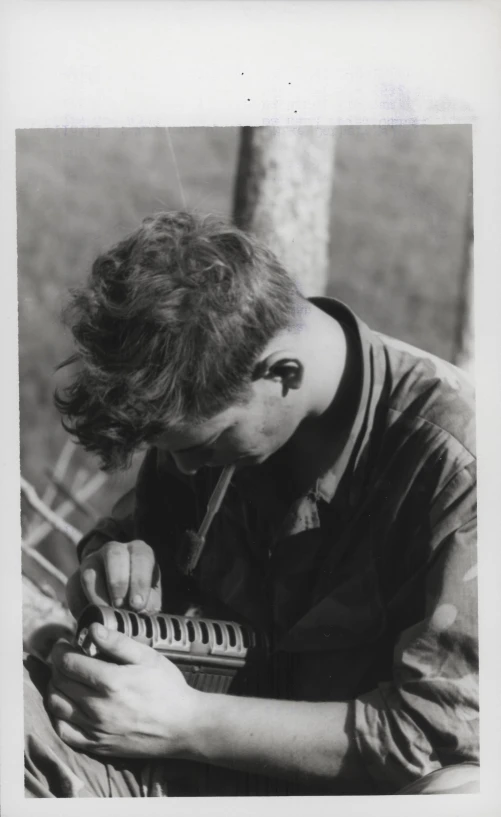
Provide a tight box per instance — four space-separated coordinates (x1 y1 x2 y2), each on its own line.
183 693 372 791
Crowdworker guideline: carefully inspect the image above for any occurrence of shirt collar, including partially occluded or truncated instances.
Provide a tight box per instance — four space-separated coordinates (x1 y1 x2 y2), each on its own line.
308 296 385 504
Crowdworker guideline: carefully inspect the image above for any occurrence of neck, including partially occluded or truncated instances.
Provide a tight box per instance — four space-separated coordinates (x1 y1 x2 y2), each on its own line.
272 304 359 491
302 301 349 419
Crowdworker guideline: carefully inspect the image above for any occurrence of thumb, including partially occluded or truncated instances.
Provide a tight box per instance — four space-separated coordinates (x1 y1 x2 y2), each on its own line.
88 622 158 666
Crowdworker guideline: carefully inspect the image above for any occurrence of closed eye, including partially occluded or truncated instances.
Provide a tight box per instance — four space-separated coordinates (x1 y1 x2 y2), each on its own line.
174 434 220 456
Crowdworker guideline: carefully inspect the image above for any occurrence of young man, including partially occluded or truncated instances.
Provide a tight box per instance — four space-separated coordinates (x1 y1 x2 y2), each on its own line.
24 211 479 796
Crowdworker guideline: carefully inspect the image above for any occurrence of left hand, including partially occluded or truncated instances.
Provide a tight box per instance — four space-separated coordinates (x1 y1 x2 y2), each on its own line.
46 623 200 758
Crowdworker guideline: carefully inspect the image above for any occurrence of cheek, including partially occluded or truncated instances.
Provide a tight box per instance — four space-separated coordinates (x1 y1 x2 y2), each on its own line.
224 424 270 457
258 406 294 445
227 399 294 455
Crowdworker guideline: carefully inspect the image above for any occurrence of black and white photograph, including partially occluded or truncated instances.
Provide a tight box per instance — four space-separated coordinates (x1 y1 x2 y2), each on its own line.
2 1 501 814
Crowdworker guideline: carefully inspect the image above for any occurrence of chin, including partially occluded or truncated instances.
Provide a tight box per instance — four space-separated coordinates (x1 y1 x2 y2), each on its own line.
252 450 276 465
235 453 265 469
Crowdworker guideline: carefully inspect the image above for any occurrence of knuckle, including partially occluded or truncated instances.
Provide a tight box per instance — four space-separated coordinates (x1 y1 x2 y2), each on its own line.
85 698 103 721
103 682 118 699
60 652 74 675
104 541 127 558
130 539 153 558
101 673 118 695
108 576 127 590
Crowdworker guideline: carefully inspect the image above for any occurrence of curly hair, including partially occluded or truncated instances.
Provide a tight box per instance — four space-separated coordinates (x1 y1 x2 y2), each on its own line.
55 211 302 470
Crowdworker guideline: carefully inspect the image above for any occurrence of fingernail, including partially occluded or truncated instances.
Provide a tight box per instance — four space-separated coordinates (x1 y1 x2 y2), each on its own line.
131 594 143 608
114 597 123 607
95 623 108 639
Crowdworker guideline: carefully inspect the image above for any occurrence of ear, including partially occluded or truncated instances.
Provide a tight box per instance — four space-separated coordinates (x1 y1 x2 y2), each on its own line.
255 352 304 396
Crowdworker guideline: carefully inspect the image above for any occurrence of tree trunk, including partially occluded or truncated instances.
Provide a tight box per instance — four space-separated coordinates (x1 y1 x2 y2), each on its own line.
454 187 474 378
233 127 336 297
454 240 474 377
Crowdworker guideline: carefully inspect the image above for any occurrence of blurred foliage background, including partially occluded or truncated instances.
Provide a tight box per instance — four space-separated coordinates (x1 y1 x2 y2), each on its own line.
17 125 472 578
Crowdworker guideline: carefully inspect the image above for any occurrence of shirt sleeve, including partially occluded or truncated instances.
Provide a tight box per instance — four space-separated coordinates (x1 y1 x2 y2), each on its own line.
354 462 478 792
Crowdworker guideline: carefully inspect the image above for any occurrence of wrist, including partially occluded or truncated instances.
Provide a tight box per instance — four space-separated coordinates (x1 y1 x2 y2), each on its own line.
176 688 226 762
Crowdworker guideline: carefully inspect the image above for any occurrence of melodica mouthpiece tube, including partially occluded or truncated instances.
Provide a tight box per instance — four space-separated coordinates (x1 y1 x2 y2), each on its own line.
179 463 236 575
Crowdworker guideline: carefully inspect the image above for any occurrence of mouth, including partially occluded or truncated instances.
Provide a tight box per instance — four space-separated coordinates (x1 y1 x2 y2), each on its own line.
211 452 266 472
219 455 254 471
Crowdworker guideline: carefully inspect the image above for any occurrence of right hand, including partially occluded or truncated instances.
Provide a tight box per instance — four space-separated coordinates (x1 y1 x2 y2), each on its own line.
66 540 162 620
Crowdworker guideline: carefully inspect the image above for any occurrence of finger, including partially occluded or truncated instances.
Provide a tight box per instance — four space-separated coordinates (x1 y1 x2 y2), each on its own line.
127 541 156 611
46 680 93 730
145 586 163 614
103 542 130 608
144 561 162 612
53 716 99 752
80 552 112 607
65 570 90 620
50 641 117 693
50 664 99 704
88 622 158 666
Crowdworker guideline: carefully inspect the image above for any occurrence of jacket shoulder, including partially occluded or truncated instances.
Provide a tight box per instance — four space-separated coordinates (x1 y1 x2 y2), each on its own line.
376 332 475 460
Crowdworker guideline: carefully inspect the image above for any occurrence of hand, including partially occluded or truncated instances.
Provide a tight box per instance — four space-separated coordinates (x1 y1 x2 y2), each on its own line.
47 623 200 758
66 540 162 618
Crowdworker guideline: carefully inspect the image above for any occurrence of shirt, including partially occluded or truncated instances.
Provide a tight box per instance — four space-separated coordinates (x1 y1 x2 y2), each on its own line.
78 297 478 794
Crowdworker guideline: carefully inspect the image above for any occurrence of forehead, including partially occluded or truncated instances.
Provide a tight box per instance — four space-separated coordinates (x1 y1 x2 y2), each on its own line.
155 407 236 452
